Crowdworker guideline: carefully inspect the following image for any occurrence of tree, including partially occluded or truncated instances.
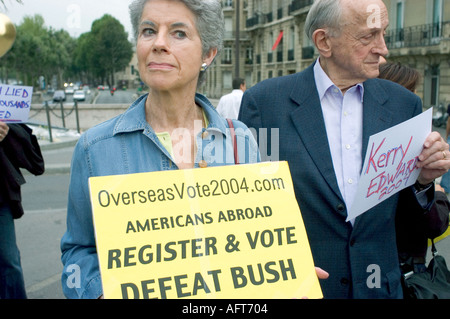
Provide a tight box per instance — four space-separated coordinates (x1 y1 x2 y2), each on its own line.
45 28 76 89
9 15 48 86
0 14 75 89
88 14 133 87
73 32 95 85
0 10 133 90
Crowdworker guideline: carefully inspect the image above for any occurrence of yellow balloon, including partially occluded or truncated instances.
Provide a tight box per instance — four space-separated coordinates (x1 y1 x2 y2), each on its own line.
0 13 16 58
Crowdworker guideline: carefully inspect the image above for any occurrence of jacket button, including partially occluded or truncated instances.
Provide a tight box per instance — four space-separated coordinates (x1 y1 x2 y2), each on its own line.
199 160 208 168
340 277 349 286
202 131 209 139
336 204 345 212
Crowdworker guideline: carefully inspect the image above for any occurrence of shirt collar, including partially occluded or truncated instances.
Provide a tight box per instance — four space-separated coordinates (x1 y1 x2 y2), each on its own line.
313 59 364 102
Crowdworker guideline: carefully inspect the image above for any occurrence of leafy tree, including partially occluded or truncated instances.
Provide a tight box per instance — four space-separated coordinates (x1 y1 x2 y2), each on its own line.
10 15 48 86
72 32 96 85
45 28 76 89
88 14 133 87
0 10 133 90
0 14 75 89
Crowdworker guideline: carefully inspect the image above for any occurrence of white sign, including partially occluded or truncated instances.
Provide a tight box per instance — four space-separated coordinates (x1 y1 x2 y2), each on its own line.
0 84 33 123
347 108 433 221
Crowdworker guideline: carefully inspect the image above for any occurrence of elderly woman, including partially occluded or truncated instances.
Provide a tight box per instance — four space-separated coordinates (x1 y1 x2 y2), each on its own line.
60 0 259 299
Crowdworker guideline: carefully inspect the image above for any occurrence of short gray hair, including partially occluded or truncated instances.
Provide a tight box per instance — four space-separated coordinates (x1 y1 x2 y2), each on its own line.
304 0 344 40
129 0 224 85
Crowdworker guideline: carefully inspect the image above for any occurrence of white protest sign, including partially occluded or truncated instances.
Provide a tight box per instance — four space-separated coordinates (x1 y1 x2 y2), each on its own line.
0 84 33 123
347 108 432 222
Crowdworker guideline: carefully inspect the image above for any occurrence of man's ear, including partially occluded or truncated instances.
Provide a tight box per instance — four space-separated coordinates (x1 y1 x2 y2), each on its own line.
312 29 332 58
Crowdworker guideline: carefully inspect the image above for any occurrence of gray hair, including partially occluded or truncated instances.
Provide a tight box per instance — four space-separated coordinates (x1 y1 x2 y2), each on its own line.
129 0 224 86
305 0 344 40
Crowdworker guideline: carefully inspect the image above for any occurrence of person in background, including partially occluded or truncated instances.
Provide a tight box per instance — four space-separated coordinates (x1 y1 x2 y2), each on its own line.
216 78 246 120
378 61 449 275
439 103 450 193
0 121 45 298
60 0 259 299
378 61 420 93
239 0 450 298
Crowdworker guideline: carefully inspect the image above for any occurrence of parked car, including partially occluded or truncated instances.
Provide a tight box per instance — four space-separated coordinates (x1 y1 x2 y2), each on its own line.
73 90 86 101
53 90 66 102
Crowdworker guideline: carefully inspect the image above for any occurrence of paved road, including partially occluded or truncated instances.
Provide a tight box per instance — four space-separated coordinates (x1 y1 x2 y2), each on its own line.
94 89 136 104
17 147 73 299
17 176 69 299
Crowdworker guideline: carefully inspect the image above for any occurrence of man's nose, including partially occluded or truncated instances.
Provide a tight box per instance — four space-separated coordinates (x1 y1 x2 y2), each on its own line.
373 33 389 57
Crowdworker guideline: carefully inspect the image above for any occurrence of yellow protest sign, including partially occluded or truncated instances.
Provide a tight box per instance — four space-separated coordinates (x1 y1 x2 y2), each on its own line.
89 161 322 299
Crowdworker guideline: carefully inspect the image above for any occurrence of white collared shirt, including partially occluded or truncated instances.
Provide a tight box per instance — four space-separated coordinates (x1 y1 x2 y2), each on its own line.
313 60 364 217
216 89 244 120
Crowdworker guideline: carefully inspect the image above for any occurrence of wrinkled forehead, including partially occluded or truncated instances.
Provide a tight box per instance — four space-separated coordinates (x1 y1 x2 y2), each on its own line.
343 0 389 29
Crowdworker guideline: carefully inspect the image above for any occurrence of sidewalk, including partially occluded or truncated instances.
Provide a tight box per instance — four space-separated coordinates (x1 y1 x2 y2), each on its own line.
29 124 79 175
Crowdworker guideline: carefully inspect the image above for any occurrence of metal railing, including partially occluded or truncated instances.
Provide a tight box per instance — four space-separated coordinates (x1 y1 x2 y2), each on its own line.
288 0 313 14
385 22 449 49
32 100 80 143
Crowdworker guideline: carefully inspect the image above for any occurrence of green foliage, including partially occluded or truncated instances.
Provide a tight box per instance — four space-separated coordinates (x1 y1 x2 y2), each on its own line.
0 12 133 90
74 14 133 87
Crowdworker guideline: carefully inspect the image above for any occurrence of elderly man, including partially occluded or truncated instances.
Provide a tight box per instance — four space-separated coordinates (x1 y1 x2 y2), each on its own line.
239 0 450 298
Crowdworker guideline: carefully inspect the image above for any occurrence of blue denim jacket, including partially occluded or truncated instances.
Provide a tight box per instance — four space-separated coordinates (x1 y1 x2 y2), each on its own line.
60 93 260 298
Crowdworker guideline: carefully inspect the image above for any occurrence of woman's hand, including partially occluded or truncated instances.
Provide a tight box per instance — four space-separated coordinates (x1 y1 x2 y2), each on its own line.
0 121 9 142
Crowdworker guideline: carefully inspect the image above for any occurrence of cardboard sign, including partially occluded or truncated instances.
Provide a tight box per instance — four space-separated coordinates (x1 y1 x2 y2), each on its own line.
0 84 33 123
89 161 322 299
348 108 432 221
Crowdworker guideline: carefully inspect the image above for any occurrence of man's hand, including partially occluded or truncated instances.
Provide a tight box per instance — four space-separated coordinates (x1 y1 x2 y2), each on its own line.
315 267 329 280
417 131 450 185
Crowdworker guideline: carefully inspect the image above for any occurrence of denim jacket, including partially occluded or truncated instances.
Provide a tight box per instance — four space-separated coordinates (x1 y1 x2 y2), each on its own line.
60 93 260 298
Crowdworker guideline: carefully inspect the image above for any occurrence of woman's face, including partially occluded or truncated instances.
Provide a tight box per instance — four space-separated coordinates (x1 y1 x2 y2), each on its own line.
136 0 212 93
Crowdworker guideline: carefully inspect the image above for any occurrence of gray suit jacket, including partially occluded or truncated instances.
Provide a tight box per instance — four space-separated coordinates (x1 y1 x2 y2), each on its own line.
239 64 433 298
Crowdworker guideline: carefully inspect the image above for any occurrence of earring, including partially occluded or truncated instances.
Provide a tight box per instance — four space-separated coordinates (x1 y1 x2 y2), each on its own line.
200 63 208 72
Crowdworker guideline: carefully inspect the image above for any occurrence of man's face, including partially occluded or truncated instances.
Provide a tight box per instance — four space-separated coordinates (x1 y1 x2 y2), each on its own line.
328 0 389 85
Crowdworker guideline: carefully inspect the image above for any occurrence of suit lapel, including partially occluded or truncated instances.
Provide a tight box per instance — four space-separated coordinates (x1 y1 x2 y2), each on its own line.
289 66 343 202
288 71 395 222
354 79 394 228
361 79 394 164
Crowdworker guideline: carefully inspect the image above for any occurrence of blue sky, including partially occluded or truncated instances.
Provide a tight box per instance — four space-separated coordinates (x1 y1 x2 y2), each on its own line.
1 0 133 38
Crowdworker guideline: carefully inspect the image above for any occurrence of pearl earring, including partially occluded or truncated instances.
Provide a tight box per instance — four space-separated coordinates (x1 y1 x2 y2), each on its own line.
200 63 208 72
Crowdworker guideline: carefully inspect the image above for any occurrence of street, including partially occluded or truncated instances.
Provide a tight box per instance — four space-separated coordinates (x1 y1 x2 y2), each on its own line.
17 173 69 298
17 149 72 299
94 88 137 104
12 124 450 299
45 87 137 106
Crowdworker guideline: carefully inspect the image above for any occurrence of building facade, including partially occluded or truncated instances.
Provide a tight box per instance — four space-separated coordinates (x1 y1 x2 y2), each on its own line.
204 0 450 113
383 0 450 111
204 0 254 98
